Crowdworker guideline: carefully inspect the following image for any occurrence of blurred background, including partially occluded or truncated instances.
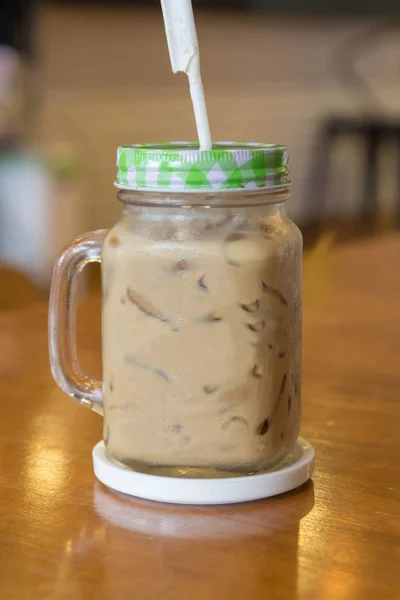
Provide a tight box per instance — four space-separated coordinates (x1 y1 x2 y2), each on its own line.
1 0 400 308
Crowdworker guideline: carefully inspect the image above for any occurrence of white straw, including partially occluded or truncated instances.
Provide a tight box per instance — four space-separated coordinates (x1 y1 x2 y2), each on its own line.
160 0 212 151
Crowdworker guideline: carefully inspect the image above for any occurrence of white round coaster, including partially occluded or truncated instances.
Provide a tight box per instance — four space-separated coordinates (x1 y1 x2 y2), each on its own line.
93 438 314 505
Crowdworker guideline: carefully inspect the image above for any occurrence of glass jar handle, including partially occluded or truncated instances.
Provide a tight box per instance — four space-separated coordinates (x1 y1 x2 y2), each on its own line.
49 230 107 416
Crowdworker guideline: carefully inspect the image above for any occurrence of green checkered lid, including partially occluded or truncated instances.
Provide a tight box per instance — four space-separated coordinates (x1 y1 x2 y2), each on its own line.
115 142 290 192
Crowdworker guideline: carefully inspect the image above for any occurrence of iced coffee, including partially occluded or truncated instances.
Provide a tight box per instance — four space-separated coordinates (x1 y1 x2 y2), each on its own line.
102 206 301 476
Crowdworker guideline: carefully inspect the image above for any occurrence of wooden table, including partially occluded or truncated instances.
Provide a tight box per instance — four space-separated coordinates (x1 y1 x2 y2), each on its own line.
0 234 399 600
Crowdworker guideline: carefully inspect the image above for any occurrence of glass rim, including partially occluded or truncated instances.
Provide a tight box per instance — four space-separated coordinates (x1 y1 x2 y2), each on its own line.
116 186 291 209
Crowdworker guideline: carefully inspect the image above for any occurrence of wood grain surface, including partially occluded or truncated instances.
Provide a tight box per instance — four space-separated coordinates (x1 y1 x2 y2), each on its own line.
0 235 400 600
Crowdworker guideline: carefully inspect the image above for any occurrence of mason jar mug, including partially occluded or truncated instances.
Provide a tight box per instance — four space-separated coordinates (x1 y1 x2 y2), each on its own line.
49 142 302 478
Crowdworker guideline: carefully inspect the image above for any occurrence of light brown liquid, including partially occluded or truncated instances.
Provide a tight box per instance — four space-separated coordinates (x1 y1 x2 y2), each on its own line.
102 210 301 476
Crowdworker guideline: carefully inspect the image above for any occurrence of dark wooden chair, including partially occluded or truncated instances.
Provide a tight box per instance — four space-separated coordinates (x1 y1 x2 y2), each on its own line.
306 116 400 239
